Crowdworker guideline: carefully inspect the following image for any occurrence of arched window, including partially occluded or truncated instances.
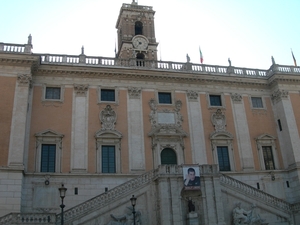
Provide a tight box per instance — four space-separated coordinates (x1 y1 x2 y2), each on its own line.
135 21 143 35
161 148 177 165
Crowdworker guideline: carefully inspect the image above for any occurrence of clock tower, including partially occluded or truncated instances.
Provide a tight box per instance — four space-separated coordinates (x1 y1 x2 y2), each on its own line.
116 1 158 61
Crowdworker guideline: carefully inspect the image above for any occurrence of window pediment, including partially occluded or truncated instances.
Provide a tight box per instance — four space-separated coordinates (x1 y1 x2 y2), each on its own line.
35 129 64 138
210 131 233 140
95 130 122 139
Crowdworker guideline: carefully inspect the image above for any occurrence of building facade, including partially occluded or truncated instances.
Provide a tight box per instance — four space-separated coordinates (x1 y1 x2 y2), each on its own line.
1 1 300 225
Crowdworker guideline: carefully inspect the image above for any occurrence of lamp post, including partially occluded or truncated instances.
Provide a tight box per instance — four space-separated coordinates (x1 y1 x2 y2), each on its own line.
59 184 67 225
130 195 137 225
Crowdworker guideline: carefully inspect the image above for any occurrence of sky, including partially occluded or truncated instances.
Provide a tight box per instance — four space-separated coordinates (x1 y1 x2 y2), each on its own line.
0 0 299 69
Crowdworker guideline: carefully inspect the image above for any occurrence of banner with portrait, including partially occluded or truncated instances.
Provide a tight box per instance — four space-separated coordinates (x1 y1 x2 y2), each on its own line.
183 165 200 190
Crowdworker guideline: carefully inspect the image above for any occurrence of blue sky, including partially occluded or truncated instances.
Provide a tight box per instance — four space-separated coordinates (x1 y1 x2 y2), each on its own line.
0 0 299 69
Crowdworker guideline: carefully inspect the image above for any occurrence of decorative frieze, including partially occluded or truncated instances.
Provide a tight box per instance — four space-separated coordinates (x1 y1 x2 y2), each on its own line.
230 93 242 103
271 89 289 103
128 87 141 99
211 109 226 132
74 84 88 96
100 105 117 130
17 74 31 86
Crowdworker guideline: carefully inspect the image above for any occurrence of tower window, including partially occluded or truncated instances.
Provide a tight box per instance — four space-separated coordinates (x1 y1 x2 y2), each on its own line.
135 21 143 35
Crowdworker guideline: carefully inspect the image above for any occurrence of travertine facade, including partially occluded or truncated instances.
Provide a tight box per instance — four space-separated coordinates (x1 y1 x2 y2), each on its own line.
1 1 300 225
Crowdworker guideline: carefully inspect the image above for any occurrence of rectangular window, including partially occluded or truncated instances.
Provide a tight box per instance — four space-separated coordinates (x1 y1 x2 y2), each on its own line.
217 146 230 171
262 146 275 170
45 87 61 100
210 95 222 106
102 145 116 173
158 92 172 104
278 119 282 131
101 89 115 102
251 97 263 108
41 144 56 172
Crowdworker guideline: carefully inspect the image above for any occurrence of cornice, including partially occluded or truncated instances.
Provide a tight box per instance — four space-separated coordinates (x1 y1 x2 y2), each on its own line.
35 65 270 88
0 53 39 70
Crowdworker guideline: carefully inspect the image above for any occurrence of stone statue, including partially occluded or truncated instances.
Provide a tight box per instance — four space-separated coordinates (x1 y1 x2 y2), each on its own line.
107 206 141 225
232 202 250 224
228 58 232 66
186 54 190 63
247 204 266 225
27 34 32 45
233 203 267 225
271 56 275 65
187 197 195 212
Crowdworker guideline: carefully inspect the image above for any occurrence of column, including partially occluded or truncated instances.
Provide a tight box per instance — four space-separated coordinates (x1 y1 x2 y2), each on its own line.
127 87 145 172
231 93 254 171
71 84 89 172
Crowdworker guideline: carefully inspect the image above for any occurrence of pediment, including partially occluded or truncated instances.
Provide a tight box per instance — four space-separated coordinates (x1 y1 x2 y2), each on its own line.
255 133 276 141
95 129 122 139
35 129 64 138
148 125 187 137
210 131 233 140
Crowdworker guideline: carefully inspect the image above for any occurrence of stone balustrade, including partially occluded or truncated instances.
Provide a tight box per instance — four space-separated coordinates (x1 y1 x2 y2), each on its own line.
39 53 276 78
1 42 299 77
0 213 56 225
220 174 292 213
0 42 32 53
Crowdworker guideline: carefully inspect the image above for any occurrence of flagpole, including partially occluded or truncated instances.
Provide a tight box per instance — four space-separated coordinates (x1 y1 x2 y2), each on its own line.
199 46 203 64
291 49 297 67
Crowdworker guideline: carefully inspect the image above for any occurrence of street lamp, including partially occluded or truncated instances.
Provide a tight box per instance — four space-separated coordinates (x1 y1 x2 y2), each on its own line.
59 184 67 225
130 195 137 225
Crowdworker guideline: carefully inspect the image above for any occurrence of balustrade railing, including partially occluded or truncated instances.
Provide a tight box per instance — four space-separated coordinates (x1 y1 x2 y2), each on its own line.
220 174 292 212
1 42 299 77
0 43 32 53
0 213 56 225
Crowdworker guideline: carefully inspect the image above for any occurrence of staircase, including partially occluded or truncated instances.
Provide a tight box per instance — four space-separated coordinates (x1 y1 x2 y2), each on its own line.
1 165 300 224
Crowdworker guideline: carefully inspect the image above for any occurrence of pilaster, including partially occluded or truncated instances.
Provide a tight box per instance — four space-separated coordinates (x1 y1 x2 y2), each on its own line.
186 91 207 164
230 93 254 171
71 84 89 173
8 74 31 168
127 87 145 172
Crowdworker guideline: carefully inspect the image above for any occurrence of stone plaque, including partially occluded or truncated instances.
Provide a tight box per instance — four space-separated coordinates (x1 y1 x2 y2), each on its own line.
158 112 175 124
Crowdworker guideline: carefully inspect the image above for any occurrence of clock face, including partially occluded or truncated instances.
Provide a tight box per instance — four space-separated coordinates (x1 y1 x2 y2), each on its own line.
132 36 148 50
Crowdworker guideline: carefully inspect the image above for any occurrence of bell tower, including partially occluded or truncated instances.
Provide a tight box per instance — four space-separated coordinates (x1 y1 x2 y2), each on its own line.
115 1 158 60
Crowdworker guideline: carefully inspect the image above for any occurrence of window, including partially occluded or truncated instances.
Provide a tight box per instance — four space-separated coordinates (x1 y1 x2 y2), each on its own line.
161 148 177 164
277 119 282 131
209 95 222 106
135 21 143 35
262 146 275 170
35 129 63 173
251 97 263 108
158 92 172 104
45 87 61 100
102 146 116 173
256 134 278 171
41 144 56 172
101 89 115 102
217 146 231 171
